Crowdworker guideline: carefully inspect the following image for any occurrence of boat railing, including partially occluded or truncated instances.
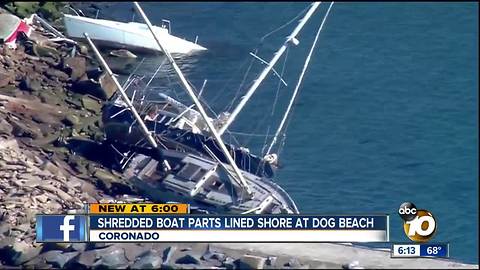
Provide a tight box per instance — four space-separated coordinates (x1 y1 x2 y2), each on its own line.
161 19 171 34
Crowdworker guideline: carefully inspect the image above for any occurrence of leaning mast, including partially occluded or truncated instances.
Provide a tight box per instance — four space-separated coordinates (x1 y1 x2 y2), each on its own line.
218 2 322 135
266 2 334 155
133 2 253 195
84 33 159 150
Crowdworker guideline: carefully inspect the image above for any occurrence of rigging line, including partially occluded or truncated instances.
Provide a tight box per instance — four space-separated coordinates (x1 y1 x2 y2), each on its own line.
242 101 273 147
218 2 322 136
207 56 253 112
261 125 272 156
224 52 258 112
261 47 289 155
258 5 310 44
270 46 290 116
267 1 335 156
185 79 221 119
228 131 276 137
216 5 309 114
262 47 289 154
224 6 309 113
143 57 168 92
122 57 146 88
242 49 289 148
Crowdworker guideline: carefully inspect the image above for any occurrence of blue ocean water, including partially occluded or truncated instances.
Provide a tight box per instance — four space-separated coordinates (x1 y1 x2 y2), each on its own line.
102 2 478 264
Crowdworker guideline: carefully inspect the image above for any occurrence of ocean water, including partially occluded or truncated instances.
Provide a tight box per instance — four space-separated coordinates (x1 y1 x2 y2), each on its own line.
98 2 478 263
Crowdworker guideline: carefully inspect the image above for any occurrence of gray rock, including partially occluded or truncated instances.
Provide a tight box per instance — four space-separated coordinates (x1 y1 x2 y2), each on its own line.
70 243 87 252
122 243 149 261
93 169 118 190
201 245 225 262
0 70 13 87
20 76 42 92
284 258 309 268
162 246 176 264
0 237 34 265
69 249 98 268
160 263 175 270
342 260 364 269
236 254 266 269
3 56 14 68
63 114 80 127
62 57 86 81
81 95 102 113
12 244 42 266
266 256 277 266
40 242 72 252
0 223 11 236
44 69 69 82
12 223 30 233
40 160 60 175
31 113 51 124
0 118 13 136
42 250 79 268
131 251 162 269
175 254 201 265
93 246 129 269
33 44 60 60
222 257 235 270
86 242 112 250
10 120 41 139
98 72 116 100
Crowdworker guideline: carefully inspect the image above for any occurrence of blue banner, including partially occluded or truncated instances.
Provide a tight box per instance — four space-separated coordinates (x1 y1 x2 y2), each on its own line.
420 244 449 257
89 215 387 230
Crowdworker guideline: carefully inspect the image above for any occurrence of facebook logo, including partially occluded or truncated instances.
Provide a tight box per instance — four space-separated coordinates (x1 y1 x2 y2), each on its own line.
36 215 87 242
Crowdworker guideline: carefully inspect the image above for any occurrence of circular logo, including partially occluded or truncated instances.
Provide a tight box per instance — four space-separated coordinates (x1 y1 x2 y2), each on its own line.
398 201 417 222
402 209 436 242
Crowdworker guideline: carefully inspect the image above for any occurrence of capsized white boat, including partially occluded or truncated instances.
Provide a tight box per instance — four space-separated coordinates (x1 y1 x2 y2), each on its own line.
63 14 207 54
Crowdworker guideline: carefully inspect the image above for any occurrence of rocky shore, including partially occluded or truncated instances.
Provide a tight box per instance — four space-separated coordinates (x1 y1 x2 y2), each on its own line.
0 4 478 270
1 5 328 269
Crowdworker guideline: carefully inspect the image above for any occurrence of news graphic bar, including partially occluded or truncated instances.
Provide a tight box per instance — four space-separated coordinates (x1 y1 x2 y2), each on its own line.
391 243 449 258
87 215 389 242
88 203 189 214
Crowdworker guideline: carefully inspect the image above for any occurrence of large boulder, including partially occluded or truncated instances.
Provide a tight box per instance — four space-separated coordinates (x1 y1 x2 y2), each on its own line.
97 72 116 99
70 72 116 100
44 68 69 82
62 57 87 82
0 71 14 87
32 44 60 62
20 76 42 92
236 254 267 269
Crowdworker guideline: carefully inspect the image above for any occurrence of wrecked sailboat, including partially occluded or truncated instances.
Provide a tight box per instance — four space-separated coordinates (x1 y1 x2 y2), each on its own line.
92 2 333 214
102 1 334 180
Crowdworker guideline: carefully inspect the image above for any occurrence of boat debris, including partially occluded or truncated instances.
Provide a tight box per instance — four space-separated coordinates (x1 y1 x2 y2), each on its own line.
109 49 137 59
63 13 207 54
0 13 32 49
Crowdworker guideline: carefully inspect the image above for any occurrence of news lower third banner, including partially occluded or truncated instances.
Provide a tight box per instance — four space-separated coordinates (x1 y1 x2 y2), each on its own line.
36 204 389 243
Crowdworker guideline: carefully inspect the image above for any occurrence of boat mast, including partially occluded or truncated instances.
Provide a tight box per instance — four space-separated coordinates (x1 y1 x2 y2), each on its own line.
133 2 253 196
266 2 334 155
218 2 321 135
83 33 159 150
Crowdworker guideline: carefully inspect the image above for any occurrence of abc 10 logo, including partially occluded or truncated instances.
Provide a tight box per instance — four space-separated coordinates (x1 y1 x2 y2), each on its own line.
398 202 436 242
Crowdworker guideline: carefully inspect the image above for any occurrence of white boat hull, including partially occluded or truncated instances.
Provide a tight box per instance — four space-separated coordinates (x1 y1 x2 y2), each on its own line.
63 14 207 54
